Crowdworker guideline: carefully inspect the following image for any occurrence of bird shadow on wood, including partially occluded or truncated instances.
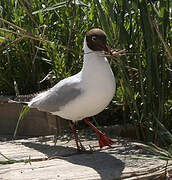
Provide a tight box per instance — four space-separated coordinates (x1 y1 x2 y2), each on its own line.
67 151 125 179
21 140 125 180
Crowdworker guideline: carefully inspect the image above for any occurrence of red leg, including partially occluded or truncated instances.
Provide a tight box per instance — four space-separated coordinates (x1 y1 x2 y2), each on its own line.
72 123 79 150
72 123 86 152
84 118 114 148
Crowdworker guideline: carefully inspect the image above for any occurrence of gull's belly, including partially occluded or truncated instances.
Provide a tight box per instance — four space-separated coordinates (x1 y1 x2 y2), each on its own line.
53 80 116 121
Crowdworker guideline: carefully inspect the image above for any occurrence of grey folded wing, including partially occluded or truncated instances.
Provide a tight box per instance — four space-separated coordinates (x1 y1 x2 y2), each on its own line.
30 82 82 113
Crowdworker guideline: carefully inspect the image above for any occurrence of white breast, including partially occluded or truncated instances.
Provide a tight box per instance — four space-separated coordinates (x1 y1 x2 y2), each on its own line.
52 51 116 121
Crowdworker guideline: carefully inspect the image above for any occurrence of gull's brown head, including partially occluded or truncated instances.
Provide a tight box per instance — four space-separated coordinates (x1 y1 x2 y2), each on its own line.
86 28 110 53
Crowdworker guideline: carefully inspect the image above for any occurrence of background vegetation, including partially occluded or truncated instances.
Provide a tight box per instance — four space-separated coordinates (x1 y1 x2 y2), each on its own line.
0 0 172 148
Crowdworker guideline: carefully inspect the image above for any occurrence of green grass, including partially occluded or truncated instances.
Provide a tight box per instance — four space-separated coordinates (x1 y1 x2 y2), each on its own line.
94 0 172 146
0 0 172 149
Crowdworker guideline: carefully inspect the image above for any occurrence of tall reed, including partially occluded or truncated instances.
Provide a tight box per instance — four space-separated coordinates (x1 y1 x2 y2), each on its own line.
94 0 172 146
0 0 94 95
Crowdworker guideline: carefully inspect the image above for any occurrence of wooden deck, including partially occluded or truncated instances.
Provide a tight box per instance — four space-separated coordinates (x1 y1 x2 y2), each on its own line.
0 133 171 180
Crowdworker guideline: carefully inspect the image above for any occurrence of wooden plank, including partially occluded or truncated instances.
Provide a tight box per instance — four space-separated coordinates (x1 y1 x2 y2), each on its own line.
0 136 171 179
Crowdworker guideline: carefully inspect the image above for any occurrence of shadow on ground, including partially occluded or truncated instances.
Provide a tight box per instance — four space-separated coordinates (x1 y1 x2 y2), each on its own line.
21 140 125 180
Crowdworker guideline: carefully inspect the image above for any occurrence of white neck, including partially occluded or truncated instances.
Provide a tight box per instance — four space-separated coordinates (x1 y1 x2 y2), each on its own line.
81 38 113 81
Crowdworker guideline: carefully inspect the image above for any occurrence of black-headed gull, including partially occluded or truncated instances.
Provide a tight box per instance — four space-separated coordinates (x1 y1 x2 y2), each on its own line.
14 28 116 152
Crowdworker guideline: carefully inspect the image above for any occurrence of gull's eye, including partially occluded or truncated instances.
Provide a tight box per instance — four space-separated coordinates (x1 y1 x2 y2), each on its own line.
92 35 97 41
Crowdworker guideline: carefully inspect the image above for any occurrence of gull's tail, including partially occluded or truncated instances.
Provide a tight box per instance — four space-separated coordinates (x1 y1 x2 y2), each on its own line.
8 94 37 105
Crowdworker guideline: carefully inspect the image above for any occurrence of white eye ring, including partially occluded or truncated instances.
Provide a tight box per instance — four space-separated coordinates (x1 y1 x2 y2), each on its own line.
92 36 96 41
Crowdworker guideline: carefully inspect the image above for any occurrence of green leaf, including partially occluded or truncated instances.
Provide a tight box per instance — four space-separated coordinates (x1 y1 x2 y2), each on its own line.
13 106 30 138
